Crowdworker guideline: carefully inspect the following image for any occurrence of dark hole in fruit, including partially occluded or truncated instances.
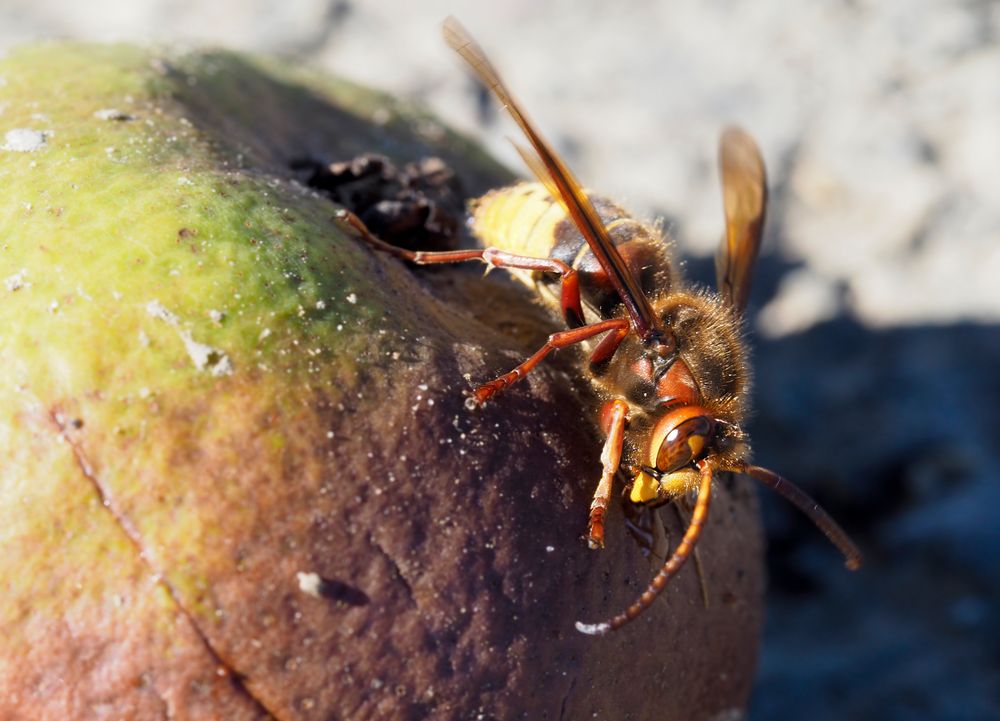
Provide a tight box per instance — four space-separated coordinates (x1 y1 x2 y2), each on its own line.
292 153 465 253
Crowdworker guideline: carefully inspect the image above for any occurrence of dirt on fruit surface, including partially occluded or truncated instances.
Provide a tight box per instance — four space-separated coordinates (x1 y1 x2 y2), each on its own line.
294 153 465 253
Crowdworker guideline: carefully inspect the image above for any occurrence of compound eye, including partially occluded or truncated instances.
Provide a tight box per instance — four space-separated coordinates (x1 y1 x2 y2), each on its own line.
651 415 715 473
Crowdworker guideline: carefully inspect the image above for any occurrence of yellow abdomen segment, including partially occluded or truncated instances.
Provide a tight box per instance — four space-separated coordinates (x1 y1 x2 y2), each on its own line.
471 182 566 263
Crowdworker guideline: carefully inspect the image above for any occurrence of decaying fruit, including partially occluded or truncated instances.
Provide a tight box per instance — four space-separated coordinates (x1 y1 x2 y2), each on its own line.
0 44 763 720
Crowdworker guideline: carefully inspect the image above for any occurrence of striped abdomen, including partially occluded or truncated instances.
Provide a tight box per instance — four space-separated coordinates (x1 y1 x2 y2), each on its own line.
471 182 676 319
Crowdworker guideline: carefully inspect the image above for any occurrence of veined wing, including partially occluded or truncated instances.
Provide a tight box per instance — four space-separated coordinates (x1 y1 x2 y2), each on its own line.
716 127 767 314
443 16 661 340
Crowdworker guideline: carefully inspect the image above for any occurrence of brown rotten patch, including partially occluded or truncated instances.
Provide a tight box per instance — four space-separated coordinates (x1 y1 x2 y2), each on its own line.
294 153 465 253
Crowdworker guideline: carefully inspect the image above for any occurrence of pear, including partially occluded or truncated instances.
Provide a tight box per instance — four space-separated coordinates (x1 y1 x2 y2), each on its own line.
0 44 763 720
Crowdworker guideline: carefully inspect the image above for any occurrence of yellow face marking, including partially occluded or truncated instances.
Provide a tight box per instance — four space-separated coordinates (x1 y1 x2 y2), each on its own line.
630 470 661 503
663 468 702 497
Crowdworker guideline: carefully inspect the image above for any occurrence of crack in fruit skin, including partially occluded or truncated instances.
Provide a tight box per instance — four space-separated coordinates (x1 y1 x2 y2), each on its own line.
49 409 278 719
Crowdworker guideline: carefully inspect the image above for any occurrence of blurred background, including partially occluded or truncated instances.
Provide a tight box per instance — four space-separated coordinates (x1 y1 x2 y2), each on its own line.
3 1 997 718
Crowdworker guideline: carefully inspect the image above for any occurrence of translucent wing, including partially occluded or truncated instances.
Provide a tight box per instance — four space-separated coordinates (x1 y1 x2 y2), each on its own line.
443 16 661 340
716 127 767 314
508 138 561 202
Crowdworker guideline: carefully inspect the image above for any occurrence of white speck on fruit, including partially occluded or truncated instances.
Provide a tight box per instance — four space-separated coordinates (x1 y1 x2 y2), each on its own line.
4 269 28 292
146 299 233 376
297 571 323 598
145 299 178 324
2 128 47 152
183 335 233 376
94 108 135 121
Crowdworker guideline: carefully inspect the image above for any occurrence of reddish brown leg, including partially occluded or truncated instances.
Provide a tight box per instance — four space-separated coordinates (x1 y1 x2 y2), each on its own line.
576 458 713 635
588 320 630 368
587 398 630 549
474 318 630 405
337 208 585 327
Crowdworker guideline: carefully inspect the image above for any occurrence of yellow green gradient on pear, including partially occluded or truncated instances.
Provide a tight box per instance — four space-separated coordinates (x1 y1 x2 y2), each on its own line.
0 42 510 715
